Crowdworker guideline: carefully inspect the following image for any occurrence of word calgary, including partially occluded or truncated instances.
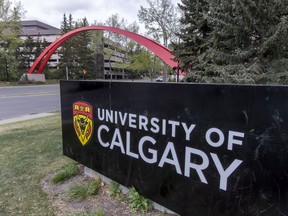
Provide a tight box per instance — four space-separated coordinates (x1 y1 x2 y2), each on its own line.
95 108 245 191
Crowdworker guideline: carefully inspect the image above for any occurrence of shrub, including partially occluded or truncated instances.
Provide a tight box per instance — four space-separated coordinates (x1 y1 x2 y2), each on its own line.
68 180 101 200
52 163 78 184
128 187 152 213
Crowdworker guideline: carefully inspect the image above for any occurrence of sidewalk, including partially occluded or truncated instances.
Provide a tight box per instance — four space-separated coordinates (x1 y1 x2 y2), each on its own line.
0 113 56 125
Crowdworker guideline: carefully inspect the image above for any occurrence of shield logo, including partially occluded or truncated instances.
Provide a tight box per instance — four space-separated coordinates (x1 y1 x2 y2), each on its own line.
73 101 93 145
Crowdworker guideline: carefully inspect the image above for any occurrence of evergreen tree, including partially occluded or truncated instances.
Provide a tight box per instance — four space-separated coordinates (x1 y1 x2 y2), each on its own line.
174 0 288 84
209 0 288 83
58 13 78 79
34 34 42 58
74 17 96 79
173 0 212 74
16 35 49 73
17 35 34 71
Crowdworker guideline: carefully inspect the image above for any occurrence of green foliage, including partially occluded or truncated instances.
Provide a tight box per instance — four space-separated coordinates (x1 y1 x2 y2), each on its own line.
108 181 121 197
138 0 179 81
58 14 100 80
89 27 105 79
186 64 262 84
0 0 24 82
74 17 97 80
0 53 22 81
52 163 78 184
108 181 123 200
210 0 288 65
74 210 105 216
104 14 145 80
128 187 152 213
173 0 212 72
59 12 145 80
174 0 288 84
119 48 163 80
16 35 34 71
16 34 48 74
58 14 78 79
105 14 125 44
208 0 288 83
124 49 153 79
45 69 61 80
67 180 101 200
138 0 179 47
265 59 288 84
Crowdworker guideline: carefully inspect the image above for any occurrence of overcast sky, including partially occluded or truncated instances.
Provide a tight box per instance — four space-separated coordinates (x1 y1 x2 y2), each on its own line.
19 0 181 31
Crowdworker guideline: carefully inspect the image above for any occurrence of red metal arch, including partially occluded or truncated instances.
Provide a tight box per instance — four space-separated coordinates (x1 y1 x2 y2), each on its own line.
27 26 182 74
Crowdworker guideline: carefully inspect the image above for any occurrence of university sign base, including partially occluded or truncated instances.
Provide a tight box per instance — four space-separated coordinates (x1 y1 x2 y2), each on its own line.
60 80 288 216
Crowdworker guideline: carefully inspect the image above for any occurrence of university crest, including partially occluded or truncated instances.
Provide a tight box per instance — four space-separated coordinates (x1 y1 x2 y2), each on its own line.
73 101 93 145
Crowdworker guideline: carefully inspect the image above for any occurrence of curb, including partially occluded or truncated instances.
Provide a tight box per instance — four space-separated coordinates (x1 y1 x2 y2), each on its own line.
0 113 56 125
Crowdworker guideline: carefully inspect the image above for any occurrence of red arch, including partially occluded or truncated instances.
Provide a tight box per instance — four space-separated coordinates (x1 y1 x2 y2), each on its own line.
27 26 183 74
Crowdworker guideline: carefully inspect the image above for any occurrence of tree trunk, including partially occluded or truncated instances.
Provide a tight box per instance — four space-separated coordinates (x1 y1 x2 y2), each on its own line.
4 57 9 82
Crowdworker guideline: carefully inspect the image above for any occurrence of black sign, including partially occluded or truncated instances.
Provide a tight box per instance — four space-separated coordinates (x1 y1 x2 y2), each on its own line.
60 80 288 216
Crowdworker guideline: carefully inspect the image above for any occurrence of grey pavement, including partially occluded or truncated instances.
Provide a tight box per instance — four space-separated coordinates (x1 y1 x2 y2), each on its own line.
0 112 56 125
0 84 60 125
0 84 59 96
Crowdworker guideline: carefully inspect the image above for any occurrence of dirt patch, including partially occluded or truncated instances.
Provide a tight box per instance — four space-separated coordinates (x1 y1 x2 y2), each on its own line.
40 165 176 216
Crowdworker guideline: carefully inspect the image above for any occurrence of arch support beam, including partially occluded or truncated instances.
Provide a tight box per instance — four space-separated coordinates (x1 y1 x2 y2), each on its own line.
28 26 180 74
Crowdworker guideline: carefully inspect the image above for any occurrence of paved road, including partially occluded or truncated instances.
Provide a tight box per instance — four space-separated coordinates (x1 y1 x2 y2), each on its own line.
0 85 60 121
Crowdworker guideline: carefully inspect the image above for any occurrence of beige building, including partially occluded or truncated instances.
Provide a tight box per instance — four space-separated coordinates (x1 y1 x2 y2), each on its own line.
102 38 127 79
20 20 61 68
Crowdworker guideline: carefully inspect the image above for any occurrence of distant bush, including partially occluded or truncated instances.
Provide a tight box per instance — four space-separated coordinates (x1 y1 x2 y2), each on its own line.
45 69 61 80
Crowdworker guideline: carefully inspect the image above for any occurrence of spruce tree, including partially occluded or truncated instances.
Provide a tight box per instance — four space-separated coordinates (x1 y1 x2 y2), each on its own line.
16 36 34 72
209 0 288 83
174 0 288 84
34 34 43 58
172 0 212 80
74 17 96 79
58 13 78 79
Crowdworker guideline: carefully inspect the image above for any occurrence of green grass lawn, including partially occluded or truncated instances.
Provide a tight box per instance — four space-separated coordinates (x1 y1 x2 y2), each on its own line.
0 81 18 86
0 114 72 216
0 79 59 87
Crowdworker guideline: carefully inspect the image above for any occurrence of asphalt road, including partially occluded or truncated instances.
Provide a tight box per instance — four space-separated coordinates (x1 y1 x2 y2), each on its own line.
0 85 60 121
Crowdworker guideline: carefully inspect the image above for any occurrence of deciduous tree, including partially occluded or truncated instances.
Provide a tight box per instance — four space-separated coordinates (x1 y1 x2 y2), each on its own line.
138 0 180 81
0 0 24 81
